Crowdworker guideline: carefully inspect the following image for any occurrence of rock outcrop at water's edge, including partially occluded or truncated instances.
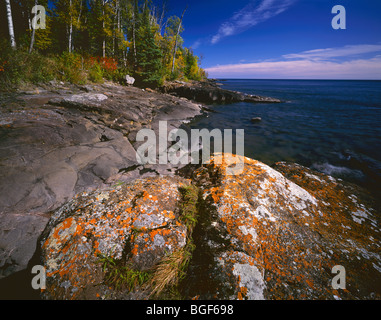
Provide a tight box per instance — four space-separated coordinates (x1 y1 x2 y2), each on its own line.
37 154 380 300
160 80 282 104
0 81 380 300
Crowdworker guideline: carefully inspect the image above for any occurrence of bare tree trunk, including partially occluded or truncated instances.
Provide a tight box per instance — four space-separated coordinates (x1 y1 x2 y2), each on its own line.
29 27 36 53
132 9 137 66
5 0 16 49
69 23 73 52
28 0 34 53
77 0 83 24
102 0 106 58
158 0 167 35
112 18 115 56
112 0 119 56
68 0 73 52
171 7 187 74
150 6 155 27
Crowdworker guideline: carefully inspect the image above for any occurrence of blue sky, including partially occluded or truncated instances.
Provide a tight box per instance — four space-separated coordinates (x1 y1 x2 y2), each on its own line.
167 0 381 79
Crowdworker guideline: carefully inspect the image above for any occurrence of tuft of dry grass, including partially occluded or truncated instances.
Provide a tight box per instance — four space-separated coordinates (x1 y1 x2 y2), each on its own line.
149 242 195 298
148 184 199 299
96 184 200 299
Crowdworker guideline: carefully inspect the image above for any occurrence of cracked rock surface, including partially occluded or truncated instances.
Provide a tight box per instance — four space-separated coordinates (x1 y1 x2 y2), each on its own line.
0 81 202 278
39 176 190 300
184 154 380 300
1 82 379 300
37 153 380 300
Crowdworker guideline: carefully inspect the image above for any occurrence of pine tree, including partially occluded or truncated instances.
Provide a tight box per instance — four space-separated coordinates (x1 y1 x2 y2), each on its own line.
124 0 140 69
134 0 163 87
87 0 114 57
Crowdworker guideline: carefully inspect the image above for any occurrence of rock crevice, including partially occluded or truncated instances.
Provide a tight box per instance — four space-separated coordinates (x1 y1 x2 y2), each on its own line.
36 154 380 300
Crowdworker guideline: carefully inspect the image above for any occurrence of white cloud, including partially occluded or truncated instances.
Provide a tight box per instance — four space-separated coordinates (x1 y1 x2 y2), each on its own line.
191 40 201 50
283 44 381 60
211 0 297 44
205 44 381 79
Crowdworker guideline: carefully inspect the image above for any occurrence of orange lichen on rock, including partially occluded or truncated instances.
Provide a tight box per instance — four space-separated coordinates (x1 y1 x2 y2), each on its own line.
192 153 380 300
39 176 190 300
39 153 380 300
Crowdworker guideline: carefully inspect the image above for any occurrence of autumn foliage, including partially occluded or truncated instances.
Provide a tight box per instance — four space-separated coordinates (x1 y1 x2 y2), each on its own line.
0 0 206 88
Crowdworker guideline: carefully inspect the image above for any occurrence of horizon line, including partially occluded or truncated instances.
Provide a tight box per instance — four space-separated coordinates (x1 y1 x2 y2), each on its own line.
209 78 381 81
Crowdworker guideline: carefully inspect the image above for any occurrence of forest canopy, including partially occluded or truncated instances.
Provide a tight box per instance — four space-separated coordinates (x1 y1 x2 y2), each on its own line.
0 0 207 88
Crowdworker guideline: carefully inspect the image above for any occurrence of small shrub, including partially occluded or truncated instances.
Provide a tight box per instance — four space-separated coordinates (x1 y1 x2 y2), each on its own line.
99 56 118 80
149 242 195 299
0 46 57 88
85 56 118 82
88 63 104 83
27 52 57 84
58 52 87 84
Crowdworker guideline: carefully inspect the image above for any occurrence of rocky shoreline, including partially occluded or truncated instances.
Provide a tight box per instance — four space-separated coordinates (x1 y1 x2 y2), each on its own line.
0 80 380 300
0 80 205 283
160 79 282 104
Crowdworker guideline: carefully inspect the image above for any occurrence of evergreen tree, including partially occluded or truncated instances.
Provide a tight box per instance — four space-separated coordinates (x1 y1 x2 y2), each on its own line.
124 0 140 69
134 0 163 87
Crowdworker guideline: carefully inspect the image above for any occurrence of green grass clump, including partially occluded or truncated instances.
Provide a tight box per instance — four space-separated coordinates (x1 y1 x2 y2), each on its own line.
97 254 152 292
178 184 199 232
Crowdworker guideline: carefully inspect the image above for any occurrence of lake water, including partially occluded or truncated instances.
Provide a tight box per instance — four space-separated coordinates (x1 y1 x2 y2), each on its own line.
189 79 381 197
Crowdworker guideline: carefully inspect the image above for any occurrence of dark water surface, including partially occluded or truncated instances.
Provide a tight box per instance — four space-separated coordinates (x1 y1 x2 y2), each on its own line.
189 79 381 197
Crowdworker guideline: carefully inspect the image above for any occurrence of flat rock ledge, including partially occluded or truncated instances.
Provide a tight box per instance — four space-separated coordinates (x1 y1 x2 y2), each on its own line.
0 81 203 280
38 153 380 300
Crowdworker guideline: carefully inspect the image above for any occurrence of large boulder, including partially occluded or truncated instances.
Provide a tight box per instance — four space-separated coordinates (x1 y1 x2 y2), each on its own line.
39 176 191 300
37 153 381 300
184 153 380 300
0 214 49 279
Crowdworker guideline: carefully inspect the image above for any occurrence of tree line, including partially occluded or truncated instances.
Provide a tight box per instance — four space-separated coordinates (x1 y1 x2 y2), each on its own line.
1 0 207 88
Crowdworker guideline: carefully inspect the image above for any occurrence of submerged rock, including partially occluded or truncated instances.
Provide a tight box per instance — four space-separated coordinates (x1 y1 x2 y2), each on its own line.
251 117 262 123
